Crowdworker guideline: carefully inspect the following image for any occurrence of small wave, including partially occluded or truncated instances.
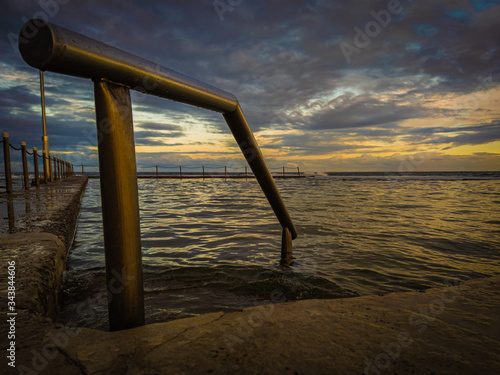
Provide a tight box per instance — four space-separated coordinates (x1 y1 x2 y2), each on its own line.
147 265 357 299
59 265 357 330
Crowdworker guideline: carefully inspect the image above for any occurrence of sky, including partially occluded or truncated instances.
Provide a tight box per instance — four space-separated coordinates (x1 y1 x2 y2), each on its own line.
1 0 499 173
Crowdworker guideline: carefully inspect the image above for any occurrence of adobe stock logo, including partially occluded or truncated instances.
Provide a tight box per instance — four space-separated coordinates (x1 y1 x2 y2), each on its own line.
338 0 407 63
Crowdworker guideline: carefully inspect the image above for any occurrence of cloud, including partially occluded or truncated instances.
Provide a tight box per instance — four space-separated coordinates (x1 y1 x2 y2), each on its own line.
1 0 499 171
417 122 500 147
300 94 425 130
134 128 185 147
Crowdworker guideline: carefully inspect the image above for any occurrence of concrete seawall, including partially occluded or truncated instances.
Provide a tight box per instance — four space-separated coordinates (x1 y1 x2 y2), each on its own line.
1 176 499 374
0 177 88 318
0 177 88 374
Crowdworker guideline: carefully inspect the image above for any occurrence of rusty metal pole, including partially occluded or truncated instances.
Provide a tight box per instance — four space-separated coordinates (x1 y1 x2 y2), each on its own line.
2 133 13 193
2 133 12 193
18 18 298 261
42 150 48 184
94 79 144 331
21 142 29 190
297 166 300 176
52 155 57 181
33 147 39 188
48 154 53 182
223 106 297 239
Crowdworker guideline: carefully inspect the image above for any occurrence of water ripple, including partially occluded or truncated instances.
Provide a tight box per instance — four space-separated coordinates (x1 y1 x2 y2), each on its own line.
61 177 500 329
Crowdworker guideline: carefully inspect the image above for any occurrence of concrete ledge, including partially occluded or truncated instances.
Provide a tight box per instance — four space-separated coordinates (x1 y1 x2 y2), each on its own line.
0 233 66 317
8 275 500 374
0 177 87 317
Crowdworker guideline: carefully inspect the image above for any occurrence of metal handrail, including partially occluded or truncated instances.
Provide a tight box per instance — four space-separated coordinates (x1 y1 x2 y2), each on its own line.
19 19 297 331
19 19 297 239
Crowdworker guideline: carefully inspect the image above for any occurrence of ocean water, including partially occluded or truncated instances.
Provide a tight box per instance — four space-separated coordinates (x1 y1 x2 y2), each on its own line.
59 172 500 330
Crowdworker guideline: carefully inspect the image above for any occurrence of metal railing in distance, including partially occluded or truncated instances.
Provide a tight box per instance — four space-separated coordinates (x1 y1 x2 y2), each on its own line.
19 19 297 331
2 132 73 193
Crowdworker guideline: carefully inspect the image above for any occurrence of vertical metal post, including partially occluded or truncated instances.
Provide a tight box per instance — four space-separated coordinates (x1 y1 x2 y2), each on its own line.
202 165 205 180
297 166 300 176
40 71 50 184
52 155 57 180
94 79 144 331
48 154 53 182
21 142 29 190
2 133 13 194
33 147 40 188
82 164 84 176
283 166 285 177
42 148 48 184
179 166 182 179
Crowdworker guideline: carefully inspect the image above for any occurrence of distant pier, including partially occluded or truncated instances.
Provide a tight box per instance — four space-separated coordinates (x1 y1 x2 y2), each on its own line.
85 174 306 179
80 164 306 179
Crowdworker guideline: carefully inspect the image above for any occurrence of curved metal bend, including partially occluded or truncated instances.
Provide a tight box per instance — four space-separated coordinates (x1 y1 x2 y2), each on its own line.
18 18 297 239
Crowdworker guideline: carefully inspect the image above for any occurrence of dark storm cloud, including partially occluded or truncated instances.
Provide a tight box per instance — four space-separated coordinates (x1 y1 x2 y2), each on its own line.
302 94 426 130
134 128 185 147
261 133 377 156
0 85 39 110
413 122 500 147
1 0 499 168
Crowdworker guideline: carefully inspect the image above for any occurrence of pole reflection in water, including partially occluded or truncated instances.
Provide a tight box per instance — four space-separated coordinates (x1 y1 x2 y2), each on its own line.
7 196 15 233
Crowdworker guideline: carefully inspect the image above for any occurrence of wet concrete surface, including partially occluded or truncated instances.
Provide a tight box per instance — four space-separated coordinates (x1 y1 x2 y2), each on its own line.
0 177 88 245
0 177 88 373
2 275 499 374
